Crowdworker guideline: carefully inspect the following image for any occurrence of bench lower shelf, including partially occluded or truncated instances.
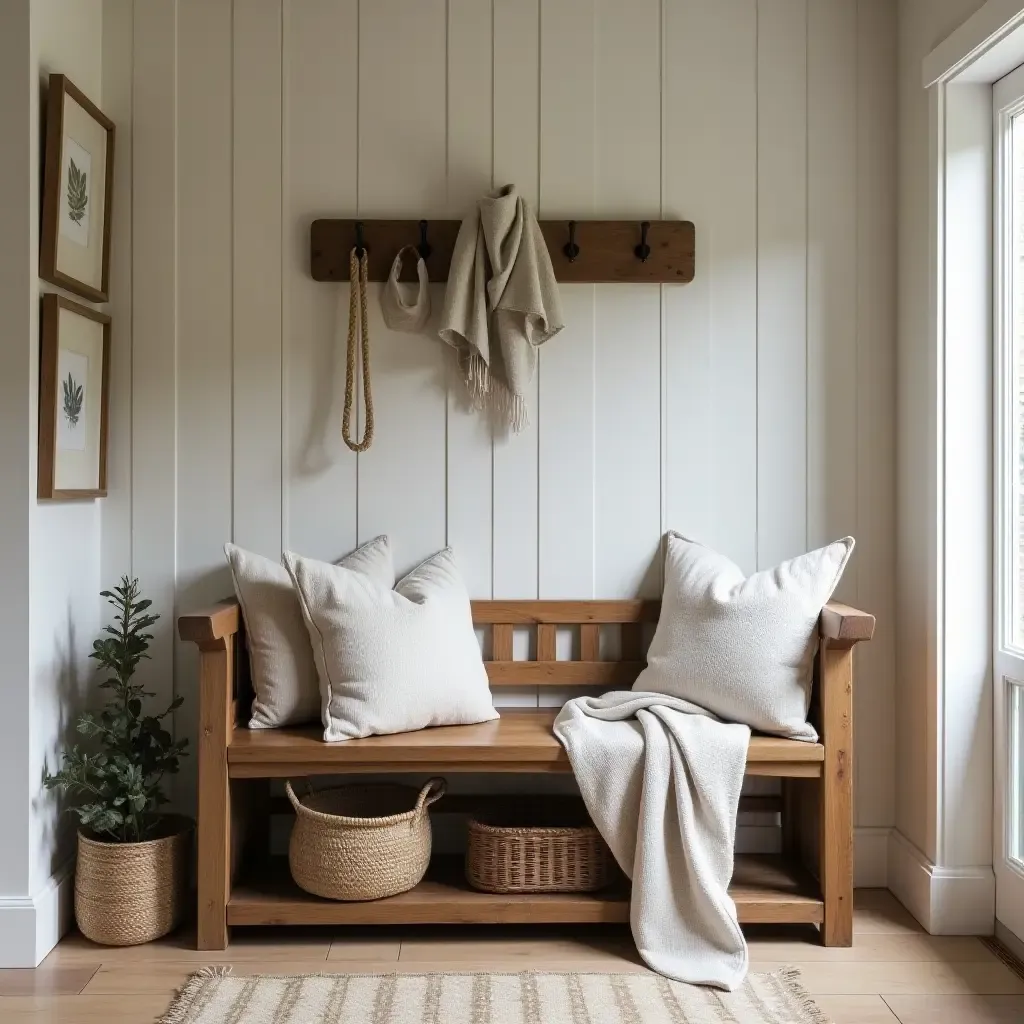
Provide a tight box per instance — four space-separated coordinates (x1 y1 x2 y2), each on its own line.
227 854 823 928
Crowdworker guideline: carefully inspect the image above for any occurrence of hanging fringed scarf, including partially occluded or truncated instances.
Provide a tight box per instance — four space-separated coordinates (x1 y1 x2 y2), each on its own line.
342 247 374 452
438 185 564 432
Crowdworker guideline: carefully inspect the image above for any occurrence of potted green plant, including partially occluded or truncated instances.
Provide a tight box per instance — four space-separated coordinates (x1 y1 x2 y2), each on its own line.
44 577 191 946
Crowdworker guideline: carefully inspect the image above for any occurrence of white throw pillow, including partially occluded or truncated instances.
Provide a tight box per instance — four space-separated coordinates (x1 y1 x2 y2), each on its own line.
285 547 499 742
225 536 394 729
633 533 855 741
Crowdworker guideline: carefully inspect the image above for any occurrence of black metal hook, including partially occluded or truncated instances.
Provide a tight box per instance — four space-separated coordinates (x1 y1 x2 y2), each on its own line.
634 221 651 263
418 219 432 260
563 220 580 263
354 221 367 258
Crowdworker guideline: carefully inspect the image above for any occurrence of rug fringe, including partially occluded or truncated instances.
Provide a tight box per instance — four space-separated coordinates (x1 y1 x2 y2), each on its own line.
775 966 831 1024
156 966 826 1024
157 965 233 1024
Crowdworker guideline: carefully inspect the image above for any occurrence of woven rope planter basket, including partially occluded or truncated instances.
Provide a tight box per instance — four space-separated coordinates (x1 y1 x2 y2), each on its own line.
286 778 445 901
75 815 192 946
466 799 614 894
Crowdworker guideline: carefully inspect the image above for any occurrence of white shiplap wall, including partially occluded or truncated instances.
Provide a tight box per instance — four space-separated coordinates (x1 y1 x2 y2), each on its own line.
101 0 897 832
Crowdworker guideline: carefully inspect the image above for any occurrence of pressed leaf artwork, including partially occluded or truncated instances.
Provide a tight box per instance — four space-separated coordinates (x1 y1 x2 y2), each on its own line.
63 372 84 428
66 157 88 225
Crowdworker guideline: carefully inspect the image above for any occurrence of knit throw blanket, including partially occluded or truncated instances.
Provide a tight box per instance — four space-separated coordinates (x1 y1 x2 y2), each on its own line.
439 185 563 431
553 691 752 991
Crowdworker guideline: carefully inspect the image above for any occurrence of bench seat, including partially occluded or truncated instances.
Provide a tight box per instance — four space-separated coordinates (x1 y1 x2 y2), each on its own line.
179 595 874 950
229 709 825 778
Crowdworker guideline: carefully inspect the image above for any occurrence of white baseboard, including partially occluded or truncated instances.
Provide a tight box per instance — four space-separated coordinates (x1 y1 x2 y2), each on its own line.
996 919 1024 960
854 826 891 888
888 829 995 934
0 862 74 967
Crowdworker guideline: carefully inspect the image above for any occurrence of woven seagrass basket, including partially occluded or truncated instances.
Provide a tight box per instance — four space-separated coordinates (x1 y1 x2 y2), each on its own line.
286 778 446 901
75 815 192 946
466 799 613 894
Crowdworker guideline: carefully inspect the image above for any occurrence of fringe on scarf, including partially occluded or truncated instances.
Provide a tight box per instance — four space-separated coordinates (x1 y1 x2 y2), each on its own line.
460 350 528 433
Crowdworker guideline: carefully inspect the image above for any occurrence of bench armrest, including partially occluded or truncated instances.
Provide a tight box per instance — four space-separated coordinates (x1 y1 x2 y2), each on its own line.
819 601 875 643
178 598 241 645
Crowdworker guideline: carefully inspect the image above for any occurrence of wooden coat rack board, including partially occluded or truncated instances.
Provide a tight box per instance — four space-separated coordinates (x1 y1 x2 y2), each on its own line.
310 219 695 284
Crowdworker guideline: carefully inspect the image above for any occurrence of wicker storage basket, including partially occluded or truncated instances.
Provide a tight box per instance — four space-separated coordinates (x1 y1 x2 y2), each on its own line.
286 778 445 901
466 799 613 894
75 815 192 946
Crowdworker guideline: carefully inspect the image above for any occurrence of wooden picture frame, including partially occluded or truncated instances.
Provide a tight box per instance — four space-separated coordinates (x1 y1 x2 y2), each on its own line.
40 74 115 302
38 294 111 499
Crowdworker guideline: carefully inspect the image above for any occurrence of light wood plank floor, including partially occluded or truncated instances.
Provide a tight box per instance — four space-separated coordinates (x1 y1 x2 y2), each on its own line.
1 890 1021 1022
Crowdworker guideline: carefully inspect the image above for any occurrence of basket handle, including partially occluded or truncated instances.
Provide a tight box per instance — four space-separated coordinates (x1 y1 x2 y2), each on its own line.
414 777 447 814
285 781 303 811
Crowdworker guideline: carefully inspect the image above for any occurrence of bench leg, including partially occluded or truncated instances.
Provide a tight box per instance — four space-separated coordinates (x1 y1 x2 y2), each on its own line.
820 639 854 946
197 638 233 951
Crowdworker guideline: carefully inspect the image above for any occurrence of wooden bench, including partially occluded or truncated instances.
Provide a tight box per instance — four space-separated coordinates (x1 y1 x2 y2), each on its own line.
178 597 874 952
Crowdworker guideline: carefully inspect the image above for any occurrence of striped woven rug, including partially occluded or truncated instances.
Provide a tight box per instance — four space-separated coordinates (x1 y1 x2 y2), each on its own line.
159 967 829 1023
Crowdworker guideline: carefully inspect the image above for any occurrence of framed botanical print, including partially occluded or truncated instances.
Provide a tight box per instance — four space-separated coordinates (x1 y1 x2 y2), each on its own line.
40 74 115 302
38 294 111 499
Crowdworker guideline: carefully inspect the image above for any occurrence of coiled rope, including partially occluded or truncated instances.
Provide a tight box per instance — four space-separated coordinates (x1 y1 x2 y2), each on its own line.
342 247 374 452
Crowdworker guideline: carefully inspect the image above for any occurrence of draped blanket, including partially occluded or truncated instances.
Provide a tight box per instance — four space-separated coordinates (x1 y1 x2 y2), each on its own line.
438 185 563 431
553 691 751 991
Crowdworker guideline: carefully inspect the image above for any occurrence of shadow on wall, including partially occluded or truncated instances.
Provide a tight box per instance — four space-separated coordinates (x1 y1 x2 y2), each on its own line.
294 216 345 478
172 563 233 817
33 602 87 881
294 212 450 478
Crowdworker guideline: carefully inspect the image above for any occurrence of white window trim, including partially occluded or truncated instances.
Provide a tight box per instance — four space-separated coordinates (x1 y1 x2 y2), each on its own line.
991 58 1024 941
893 0 1024 936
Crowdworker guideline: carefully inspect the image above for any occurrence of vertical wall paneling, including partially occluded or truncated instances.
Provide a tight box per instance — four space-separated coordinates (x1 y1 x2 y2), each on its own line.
662 0 712 550
492 0 540 210
101 0 134 588
662 0 758 575
538 0 597 705
593 0 662 599
492 0 541 611
114 0 898 837
445 0 494 600
234 0 283 557
856 0 897 828
807 0 858 601
538 0 596 603
284 0 358 562
131 0 179 746
175 0 234 802
356 0 447 571
756 0 808 569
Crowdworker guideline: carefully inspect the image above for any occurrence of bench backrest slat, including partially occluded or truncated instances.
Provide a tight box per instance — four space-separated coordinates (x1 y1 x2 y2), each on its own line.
471 599 659 689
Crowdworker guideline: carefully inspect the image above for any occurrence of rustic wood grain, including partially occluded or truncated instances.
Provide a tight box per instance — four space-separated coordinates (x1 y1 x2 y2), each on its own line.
226 854 821 927
820 638 855 946
486 661 643 686
820 602 876 642
490 623 513 662
37 295 112 499
536 623 556 662
196 637 234 950
225 711 825 776
472 600 659 624
309 219 695 284
177 599 240 644
39 75 116 302
175 595 876 945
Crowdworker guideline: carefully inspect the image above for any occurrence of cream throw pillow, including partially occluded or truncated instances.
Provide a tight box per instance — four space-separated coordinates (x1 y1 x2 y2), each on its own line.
285 547 499 743
225 536 394 729
633 533 855 741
